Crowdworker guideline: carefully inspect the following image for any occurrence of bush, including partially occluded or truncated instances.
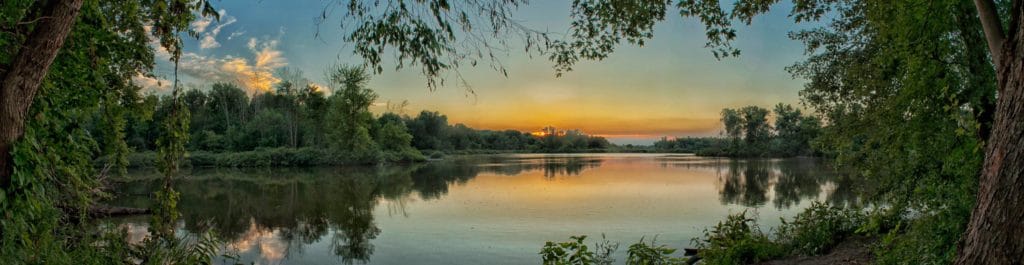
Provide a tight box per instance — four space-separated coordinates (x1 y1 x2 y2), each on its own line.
626 237 686 265
775 202 865 255
540 235 617 265
693 211 784 265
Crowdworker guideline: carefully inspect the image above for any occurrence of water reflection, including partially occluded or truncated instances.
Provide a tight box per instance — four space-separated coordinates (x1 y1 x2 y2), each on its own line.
108 154 855 264
713 159 856 209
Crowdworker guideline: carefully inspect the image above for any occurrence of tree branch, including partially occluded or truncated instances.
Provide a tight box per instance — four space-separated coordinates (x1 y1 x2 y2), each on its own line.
974 0 1007 66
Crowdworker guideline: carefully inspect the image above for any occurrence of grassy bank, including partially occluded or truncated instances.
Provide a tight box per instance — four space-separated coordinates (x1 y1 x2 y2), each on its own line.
114 147 425 168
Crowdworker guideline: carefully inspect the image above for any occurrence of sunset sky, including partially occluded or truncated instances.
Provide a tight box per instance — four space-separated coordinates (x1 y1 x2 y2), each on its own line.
137 1 814 144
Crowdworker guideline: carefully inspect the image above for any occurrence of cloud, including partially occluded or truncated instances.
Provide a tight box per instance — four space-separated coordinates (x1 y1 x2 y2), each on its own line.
227 30 246 40
199 35 220 49
132 74 172 93
247 38 257 50
196 10 237 50
176 37 288 93
190 16 213 33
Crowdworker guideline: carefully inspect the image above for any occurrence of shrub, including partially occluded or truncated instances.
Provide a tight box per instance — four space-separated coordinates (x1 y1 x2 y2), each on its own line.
540 235 617 265
692 211 784 265
626 237 686 265
774 202 865 255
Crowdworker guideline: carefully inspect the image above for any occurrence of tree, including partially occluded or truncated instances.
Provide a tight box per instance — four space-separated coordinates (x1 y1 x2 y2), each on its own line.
721 108 743 151
406 111 450 150
206 82 250 134
300 83 329 147
739 106 771 150
772 103 811 156
374 113 415 152
0 0 85 188
1 0 218 261
955 0 1024 262
324 65 378 153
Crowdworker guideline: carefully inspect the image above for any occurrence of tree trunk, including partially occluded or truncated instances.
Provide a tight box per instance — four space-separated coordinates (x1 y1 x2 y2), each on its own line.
0 0 85 187
957 1 1024 263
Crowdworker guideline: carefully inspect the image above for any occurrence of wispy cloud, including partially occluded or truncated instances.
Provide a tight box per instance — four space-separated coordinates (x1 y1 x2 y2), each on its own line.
227 30 246 40
189 16 213 33
194 9 237 50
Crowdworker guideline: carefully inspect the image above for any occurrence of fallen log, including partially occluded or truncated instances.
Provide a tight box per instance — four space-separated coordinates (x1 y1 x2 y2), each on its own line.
88 205 151 217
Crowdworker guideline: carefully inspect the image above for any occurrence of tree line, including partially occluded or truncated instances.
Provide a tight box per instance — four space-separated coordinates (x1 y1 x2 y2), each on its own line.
114 66 613 167
651 103 821 157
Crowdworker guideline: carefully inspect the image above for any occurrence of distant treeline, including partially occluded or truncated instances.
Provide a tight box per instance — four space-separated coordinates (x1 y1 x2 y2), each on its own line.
651 104 823 157
404 114 612 153
651 137 727 153
111 66 423 166
109 66 612 167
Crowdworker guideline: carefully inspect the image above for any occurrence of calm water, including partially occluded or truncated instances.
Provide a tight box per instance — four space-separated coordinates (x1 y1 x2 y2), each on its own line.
108 154 857 265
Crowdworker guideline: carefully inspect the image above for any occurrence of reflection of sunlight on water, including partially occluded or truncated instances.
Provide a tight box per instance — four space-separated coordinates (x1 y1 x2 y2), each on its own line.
228 218 287 265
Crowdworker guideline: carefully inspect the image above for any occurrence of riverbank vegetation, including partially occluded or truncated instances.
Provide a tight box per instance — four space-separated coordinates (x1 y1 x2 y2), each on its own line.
540 203 866 265
650 104 823 158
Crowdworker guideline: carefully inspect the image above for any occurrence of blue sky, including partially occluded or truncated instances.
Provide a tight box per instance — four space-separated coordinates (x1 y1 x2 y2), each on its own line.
137 1 818 145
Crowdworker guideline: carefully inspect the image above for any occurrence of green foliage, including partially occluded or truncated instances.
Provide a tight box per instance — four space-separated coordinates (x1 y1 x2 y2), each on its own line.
710 104 822 157
330 0 835 86
403 111 609 153
625 237 686 265
539 235 618 265
324 65 378 153
693 211 784 265
788 0 992 263
651 137 725 153
541 235 601 265
775 202 865 255
539 235 692 265
0 0 223 263
690 203 868 264
119 65 428 164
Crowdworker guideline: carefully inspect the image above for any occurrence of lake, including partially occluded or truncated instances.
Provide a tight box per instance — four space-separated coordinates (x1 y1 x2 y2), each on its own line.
107 153 857 264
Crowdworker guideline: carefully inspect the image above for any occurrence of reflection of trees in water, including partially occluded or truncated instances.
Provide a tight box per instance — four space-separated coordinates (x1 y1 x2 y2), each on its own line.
113 165 428 264
467 156 603 178
109 156 848 263
825 174 861 207
410 162 479 200
716 158 857 209
719 160 770 207
112 158 605 264
327 174 381 264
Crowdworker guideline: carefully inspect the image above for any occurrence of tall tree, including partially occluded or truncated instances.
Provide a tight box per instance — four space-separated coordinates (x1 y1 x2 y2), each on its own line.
324 65 378 153
0 0 84 187
956 0 1024 262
